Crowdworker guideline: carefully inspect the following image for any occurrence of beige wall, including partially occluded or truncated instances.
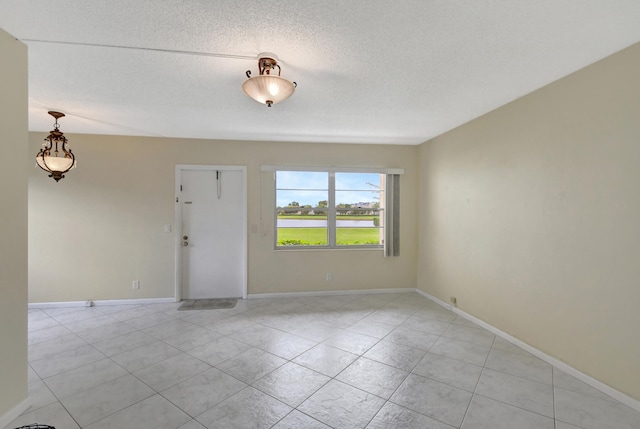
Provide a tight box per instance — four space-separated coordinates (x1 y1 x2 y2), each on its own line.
28 136 418 302
417 43 640 400
0 29 28 417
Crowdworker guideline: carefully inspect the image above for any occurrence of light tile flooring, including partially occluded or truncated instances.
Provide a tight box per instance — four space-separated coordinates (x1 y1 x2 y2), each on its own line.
7 292 640 429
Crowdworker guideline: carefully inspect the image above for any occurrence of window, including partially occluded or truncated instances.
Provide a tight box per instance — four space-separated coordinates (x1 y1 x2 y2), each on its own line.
275 169 387 249
335 172 384 246
276 171 330 246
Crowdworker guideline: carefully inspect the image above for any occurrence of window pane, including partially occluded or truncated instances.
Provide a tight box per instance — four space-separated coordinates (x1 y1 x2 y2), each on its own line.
335 173 383 247
336 227 382 246
336 191 380 212
277 190 328 215
277 227 328 246
276 171 329 247
335 172 383 191
276 171 328 190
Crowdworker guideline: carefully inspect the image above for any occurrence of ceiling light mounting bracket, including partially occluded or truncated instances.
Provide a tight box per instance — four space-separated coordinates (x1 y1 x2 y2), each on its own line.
245 57 281 78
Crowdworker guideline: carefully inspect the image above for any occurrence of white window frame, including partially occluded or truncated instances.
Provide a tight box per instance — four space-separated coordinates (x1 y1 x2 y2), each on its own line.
263 166 404 251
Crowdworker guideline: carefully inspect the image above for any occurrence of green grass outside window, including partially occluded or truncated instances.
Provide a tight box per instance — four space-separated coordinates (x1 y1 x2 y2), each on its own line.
277 227 381 246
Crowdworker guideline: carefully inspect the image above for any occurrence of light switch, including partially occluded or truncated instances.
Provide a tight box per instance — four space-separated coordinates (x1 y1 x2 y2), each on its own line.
164 224 171 233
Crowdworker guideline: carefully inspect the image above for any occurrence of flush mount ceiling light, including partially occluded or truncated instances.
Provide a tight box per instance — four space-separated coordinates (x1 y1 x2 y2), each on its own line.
242 53 297 107
36 111 76 182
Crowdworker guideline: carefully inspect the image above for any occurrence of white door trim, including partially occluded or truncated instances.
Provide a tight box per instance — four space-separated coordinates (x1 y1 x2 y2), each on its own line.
174 164 248 301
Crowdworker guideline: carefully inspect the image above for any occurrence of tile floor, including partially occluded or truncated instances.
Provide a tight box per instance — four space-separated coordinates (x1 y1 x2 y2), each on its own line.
6 292 640 429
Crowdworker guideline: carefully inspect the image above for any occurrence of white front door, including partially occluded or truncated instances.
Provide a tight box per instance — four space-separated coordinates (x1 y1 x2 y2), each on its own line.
177 166 246 299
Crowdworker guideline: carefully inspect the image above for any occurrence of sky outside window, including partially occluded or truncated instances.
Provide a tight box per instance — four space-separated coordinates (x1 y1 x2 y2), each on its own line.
276 171 381 207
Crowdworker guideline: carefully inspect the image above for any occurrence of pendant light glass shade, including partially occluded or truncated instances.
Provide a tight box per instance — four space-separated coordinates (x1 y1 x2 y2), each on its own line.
243 54 296 107
36 154 75 173
36 111 76 182
242 75 296 106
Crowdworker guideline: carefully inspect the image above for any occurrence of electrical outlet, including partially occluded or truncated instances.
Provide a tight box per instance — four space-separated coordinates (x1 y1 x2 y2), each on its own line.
450 296 457 306
132 280 140 290
325 273 332 281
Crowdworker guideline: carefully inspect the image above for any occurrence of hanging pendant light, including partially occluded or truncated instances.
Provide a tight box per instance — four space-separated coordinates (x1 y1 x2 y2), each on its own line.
242 53 297 107
36 111 76 182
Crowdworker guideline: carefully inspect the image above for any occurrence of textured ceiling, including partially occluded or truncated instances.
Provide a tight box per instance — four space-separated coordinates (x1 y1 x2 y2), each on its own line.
1 1 640 145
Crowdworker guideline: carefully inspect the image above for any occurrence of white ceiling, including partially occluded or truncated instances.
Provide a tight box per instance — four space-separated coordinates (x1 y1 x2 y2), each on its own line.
2 1 640 145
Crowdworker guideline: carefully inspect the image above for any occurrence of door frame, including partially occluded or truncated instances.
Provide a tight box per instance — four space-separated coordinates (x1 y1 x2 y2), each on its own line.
174 164 248 301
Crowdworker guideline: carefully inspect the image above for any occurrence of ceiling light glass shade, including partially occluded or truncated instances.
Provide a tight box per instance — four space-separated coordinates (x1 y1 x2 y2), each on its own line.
242 75 296 106
36 111 76 182
36 154 75 173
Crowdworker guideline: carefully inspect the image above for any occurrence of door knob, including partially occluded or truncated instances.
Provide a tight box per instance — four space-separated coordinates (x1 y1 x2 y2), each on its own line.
183 235 188 240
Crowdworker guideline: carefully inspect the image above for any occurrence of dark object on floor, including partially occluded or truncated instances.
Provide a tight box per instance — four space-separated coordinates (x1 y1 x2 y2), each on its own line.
15 425 56 429
178 298 238 311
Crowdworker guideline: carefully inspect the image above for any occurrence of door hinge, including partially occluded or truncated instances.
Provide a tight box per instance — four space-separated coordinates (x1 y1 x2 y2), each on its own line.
180 185 183 191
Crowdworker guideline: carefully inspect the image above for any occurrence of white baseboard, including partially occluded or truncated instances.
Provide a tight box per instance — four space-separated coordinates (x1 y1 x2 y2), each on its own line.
415 288 640 413
28 300 87 309
248 288 416 299
0 397 30 429
415 289 453 310
91 297 177 306
28 297 177 309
